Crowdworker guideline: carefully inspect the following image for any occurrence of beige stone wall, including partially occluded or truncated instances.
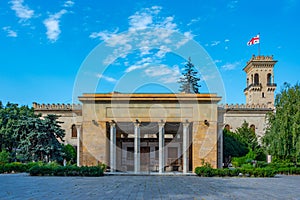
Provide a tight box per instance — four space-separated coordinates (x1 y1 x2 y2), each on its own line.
79 93 221 170
34 110 80 146
221 109 270 141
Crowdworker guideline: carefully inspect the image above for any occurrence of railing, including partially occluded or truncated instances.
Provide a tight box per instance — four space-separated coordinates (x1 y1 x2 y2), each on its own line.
244 83 262 92
267 83 277 87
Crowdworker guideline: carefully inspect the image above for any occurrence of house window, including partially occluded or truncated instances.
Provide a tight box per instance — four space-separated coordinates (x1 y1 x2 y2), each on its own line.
224 124 230 131
262 92 265 98
71 124 77 138
254 73 259 85
267 73 272 85
250 124 255 133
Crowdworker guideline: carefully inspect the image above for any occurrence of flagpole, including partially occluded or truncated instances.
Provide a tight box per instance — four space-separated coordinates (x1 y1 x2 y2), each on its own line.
258 33 260 56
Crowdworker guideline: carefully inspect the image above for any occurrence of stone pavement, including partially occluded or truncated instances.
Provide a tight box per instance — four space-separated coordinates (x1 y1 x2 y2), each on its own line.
0 173 300 200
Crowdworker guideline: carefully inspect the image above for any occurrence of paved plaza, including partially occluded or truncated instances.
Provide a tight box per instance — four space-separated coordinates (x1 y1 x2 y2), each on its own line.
0 173 300 200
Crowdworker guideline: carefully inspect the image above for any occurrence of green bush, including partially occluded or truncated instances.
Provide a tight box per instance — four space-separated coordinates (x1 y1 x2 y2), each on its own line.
28 165 104 176
0 150 10 164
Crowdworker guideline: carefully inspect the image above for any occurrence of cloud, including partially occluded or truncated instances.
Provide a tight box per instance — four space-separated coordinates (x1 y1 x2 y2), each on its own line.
96 74 117 83
2 26 17 37
43 9 67 42
10 0 34 21
227 0 239 9
144 65 180 83
63 0 74 7
187 17 201 26
225 39 230 42
125 63 150 73
221 61 241 71
211 41 220 46
90 6 194 79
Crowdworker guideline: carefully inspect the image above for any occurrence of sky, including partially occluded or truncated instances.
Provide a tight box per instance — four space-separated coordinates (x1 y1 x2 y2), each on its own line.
0 0 299 106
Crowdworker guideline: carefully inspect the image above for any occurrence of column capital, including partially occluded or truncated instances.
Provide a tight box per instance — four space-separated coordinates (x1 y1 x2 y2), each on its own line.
182 121 190 127
134 122 140 127
109 122 116 127
158 122 165 127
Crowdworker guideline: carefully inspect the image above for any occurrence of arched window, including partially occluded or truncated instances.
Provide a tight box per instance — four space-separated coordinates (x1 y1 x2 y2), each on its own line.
71 124 77 138
254 73 259 85
250 124 255 133
267 73 272 85
224 124 230 131
251 74 253 84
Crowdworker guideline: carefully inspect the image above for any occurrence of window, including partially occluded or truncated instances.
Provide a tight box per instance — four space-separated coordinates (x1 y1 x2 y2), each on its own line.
127 147 134 160
262 92 265 98
247 78 249 86
71 124 77 138
267 73 272 85
250 124 255 133
254 73 259 85
224 124 230 131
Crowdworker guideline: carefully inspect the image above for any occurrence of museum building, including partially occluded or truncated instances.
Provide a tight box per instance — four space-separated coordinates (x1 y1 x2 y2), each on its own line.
33 55 277 173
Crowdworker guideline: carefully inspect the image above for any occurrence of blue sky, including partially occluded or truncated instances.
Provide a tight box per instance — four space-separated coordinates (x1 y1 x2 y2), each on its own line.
0 0 299 106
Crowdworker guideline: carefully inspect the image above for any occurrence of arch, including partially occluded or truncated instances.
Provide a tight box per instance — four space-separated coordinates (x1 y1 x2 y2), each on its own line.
267 73 272 85
224 124 230 131
254 73 259 85
250 124 255 133
71 124 77 138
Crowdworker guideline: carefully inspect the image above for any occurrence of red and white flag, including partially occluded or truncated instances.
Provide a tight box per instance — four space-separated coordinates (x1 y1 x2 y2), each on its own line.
247 35 260 46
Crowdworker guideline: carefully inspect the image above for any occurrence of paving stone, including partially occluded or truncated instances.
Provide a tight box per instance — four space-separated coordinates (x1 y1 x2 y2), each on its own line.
0 174 300 199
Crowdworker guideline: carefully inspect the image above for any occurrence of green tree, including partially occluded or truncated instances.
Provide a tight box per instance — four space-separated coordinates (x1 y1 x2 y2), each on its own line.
235 121 259 151
223 128 249 166
178 57 201 93
62 144 77 164
263 83 300 163
0 102 35 160
16 114 65 162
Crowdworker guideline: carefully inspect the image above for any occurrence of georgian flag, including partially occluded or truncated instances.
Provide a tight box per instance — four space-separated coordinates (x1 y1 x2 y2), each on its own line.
247 35 260 46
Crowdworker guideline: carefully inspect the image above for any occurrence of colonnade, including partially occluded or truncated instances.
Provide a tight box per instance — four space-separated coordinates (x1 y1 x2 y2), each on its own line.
109 121 190 174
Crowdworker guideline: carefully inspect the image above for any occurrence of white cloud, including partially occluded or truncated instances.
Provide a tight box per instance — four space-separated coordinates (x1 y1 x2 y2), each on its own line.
211 41 220 46
175 31 194 48
225 39 230 42
43 9 67 42
221 61 241 71
10 0 34 21
187 17 201 26
144 65 180 83
96 74 117 83
125 63 150 73
2 26 17 37
90 6 194 76
227 0 239 9
63 0 74 7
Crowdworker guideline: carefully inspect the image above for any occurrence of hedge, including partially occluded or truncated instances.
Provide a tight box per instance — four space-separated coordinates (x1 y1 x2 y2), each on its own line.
195 166 277 177
29 165 105 176
0 162 106 177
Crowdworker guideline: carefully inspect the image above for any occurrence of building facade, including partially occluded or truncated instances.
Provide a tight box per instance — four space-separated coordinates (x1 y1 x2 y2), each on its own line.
33 55 277 173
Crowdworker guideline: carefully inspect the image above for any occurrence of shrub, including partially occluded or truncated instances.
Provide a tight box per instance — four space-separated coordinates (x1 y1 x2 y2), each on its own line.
0 150 10 164
28 165 104 177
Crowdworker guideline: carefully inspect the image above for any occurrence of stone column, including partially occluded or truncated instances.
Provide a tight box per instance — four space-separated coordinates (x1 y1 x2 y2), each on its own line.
182 122 190 173
110 122 116 172
158 122 165 173
76 124 81 167
134 122 140 173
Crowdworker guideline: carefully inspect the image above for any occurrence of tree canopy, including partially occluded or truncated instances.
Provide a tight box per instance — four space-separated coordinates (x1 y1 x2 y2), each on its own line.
0 101 65 163
178 57 201 93
263 83 300 163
